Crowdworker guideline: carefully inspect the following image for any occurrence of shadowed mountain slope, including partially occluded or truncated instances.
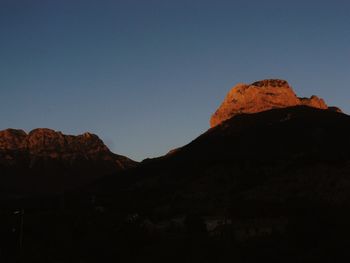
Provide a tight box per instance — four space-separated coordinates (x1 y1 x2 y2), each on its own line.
95 106 350 216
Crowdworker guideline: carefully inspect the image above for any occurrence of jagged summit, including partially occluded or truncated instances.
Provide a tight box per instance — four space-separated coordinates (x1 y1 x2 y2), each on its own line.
0 128 136 170
210 79 341 127
251 79 290 88
0 128 137 194
0 128 109 155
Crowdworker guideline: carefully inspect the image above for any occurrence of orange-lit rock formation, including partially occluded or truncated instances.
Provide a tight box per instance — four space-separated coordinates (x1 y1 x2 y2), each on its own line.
0 128 135 169
210 79 341 127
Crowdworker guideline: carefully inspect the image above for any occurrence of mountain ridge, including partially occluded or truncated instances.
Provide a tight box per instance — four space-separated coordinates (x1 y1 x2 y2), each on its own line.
0 128 137 195
94 105 350 215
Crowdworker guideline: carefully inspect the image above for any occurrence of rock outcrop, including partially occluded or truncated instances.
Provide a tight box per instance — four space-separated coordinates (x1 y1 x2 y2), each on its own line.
0 128 136 169
210 79 341 127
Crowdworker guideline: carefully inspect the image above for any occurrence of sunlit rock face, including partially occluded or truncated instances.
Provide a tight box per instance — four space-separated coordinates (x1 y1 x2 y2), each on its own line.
0 128 137 194
0 128 135 168
299 95 328 109
210 79 341 127
0 129 27 150
25 129 110 158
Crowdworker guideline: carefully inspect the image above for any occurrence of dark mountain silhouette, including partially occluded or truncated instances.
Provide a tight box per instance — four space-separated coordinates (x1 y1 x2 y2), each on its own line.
95 106 350 213
85 105 350 262
0 128 136 196
94 80 349 215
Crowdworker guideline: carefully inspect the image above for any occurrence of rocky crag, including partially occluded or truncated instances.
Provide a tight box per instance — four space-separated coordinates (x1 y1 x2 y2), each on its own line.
0 128 135 168
0 128 136 194
210 79 341 127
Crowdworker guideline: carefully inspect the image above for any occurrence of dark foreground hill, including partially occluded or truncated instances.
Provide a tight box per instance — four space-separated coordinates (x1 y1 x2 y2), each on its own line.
96 106 350 214
2 107 350 262
83 106 350 263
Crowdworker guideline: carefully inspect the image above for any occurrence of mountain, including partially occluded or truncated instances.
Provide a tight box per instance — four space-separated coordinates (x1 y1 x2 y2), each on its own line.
210 79 341 127
86 91 350 261
83 81 350 261
0 128 136 196
98 106 350 213
3 79 350 262
93 79 349 216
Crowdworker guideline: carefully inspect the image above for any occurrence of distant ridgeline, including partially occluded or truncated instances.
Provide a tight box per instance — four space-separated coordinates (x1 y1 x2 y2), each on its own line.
0 128 136 195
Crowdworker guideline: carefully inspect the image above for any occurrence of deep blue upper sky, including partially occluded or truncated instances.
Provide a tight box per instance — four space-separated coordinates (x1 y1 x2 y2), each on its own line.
1 0 349 161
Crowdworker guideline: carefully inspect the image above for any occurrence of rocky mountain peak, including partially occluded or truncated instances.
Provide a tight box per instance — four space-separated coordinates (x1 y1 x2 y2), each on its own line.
0 128 137 194
210 79 341 127
0 128 135 167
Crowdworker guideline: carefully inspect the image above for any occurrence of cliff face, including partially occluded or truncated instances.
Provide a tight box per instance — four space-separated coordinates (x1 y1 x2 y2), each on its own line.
210 79 340 127
0 128 136 194
0 129 27 150
0 128 134 164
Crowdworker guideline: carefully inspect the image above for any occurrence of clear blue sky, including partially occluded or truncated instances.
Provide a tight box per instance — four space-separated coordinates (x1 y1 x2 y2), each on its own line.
1 0 349 161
